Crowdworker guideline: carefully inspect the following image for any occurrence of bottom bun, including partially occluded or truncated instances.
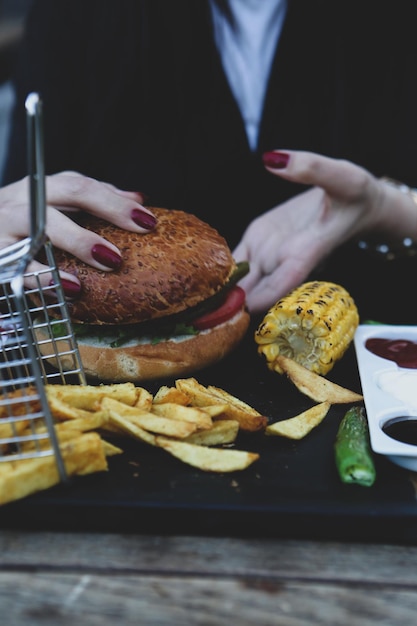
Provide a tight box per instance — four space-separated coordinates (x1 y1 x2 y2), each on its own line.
37 309 250 383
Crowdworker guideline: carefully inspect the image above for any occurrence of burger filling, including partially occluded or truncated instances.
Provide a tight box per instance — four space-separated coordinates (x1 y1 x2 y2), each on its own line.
53 261 249 347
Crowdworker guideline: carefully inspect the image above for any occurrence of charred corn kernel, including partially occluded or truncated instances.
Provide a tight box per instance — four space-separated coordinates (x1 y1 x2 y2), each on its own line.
255 281 359 376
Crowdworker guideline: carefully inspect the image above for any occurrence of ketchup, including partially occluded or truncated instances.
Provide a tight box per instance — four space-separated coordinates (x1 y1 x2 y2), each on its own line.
365 337 417 368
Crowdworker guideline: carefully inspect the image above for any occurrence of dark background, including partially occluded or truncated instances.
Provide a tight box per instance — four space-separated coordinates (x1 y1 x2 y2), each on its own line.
0 0 32 175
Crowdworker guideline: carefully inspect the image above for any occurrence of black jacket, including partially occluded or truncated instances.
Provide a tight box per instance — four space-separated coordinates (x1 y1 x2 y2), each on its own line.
4 0 417 322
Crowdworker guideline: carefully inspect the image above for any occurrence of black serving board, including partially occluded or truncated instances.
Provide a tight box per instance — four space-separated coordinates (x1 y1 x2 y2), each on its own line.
2 318 417 542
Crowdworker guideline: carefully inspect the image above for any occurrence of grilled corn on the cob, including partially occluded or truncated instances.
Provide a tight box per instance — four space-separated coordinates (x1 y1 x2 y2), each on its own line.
255 281 359 376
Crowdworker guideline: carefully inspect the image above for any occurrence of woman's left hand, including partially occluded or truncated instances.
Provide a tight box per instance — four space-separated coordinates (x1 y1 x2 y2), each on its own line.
233 150 415 314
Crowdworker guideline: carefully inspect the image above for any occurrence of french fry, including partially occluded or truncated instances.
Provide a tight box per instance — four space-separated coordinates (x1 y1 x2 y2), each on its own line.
0 387 40 439
134 387 154 410
266 402 331 439
46 382 139 410
61 431 108 473
152 386 191 406
206 385 268 431
16 426 66 453
52 411 108 433
0 432 108 506
184 419 239 446
96 421 127 435
51 428 87 445
0 416 31 440
275 355 363 404
100 397 200 436
151 402 213 430
175 377 220 406
129 414 198 438
197 404 230 418
101 439 124 457
175 378 267 432
106 411 157 446
19 423 105 453
155 436 259 472
101 397 198 438
45 392 94 421
0 386 39 418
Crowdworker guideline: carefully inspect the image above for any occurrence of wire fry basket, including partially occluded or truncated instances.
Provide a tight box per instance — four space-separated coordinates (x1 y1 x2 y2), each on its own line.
0 93 85 479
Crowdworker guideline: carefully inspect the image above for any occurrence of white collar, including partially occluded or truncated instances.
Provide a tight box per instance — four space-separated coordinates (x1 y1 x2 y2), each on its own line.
209 0 287 150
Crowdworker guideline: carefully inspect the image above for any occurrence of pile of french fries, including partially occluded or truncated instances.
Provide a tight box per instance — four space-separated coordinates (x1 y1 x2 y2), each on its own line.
0 377 267 505
0 357 363 506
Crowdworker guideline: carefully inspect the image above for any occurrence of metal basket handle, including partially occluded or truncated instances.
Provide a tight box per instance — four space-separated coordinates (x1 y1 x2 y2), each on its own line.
25 92 47 256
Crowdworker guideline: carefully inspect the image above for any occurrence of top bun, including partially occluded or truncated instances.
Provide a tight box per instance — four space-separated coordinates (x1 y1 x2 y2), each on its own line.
54 208 237 325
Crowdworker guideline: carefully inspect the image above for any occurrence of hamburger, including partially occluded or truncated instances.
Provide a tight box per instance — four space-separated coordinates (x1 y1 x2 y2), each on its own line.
39 208 250 382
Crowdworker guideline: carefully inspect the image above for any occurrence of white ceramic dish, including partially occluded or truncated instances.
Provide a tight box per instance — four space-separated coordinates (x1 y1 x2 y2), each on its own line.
354 324 417 471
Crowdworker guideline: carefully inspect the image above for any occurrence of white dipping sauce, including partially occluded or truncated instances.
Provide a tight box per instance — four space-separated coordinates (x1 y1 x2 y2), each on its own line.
376 370 417 409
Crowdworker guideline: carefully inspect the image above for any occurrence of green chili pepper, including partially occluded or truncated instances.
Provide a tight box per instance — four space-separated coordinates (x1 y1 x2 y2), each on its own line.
334 406 376 487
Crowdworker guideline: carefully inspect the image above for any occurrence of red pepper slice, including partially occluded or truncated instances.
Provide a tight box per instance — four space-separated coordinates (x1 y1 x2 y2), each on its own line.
192 286 246 331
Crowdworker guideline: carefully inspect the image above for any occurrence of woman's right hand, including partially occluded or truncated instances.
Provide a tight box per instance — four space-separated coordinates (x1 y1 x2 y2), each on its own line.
0 171 157 296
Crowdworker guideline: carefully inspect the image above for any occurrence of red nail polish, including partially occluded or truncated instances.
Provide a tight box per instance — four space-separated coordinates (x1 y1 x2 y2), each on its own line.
262 151 290 169
131 208 157 230
60 278 82 298
49 278 81 298
91 244 122 269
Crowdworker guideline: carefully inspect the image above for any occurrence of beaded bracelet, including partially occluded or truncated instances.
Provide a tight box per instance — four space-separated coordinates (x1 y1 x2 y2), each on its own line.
357 177 417 260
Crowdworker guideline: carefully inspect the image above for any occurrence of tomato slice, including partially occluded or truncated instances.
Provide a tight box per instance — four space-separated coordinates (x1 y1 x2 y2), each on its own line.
192 286 246 331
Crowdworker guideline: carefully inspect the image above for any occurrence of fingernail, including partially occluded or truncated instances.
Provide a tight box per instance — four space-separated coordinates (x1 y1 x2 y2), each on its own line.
91 244 123 269
131 207 157 230
50 278 81 298
262 151 290 169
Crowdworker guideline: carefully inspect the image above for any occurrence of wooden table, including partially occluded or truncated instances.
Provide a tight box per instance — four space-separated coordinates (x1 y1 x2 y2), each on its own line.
1 530 417 624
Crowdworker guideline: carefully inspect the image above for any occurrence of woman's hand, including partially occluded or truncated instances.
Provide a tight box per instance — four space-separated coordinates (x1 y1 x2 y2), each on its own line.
0 171 157 296
233 150 417 314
